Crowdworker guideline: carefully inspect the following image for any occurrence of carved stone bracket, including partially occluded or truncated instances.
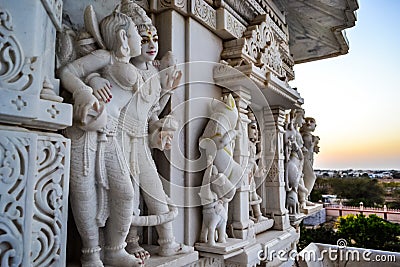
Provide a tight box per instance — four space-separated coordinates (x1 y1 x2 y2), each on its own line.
0 127 70 266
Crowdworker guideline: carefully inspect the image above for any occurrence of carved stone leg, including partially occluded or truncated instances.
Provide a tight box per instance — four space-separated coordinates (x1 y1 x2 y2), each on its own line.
102 141 141 267
138 139 194 256
68 130 103 266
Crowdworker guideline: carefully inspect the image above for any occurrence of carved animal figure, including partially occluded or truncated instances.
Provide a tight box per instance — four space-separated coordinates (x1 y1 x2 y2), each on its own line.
199 162 235 246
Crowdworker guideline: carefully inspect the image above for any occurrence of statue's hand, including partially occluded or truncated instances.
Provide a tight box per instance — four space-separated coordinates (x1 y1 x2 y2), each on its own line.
89 76 112 103
73 87 100 125
161 66 182 91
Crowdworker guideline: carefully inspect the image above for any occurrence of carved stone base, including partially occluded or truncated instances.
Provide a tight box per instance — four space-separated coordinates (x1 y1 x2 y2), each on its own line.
289 213 306 227
253 219 274 235
142 245 199 267
195 238 249 255
300 203 323 214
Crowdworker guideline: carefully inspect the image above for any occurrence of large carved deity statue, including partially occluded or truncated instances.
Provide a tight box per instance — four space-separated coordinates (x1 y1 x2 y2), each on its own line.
300 117 320 206
57 2 193 266
58 9 143 267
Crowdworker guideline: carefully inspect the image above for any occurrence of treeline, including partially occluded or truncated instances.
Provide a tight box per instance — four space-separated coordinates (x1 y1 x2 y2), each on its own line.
311 177 400 208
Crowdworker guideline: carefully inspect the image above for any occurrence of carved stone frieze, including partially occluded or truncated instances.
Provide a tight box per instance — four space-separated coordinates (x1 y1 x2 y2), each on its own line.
0 2 72 130
191 0 216 30
216 8 246 39
221 15 290 82
159 0 187 12
0 9 36 92
0 128 70 266
187 257 224 267
223 0 258 22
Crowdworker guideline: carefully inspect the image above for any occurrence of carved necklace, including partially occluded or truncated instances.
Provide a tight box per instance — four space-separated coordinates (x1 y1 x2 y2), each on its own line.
135 62 158 103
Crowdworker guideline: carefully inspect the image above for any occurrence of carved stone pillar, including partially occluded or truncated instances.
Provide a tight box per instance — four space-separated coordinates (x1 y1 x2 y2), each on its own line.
0 1 72 266
261 106 290 231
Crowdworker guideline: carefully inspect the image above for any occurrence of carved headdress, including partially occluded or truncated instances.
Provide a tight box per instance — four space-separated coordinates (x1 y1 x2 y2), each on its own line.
120 0 154 31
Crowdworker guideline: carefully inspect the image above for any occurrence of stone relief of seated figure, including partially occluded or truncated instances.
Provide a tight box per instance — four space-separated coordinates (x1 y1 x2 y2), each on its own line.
81 0 193 262
199 156 236 246
58 9 143 267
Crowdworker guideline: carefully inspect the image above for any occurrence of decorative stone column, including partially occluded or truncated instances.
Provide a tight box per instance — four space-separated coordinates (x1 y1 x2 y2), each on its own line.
261 106 290 230
0 1 72 266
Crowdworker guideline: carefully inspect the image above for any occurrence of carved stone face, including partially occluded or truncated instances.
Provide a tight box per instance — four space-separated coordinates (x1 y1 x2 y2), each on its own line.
127 23 142 57
248 122 258 143
294 112 305 128
304 117 316 132
136 26 159 62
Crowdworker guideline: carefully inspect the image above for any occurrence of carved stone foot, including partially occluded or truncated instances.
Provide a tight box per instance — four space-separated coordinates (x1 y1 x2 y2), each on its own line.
126 242 150 263
104 244 143 267
306 200 316 206
158 242 194 257
81 247 104 267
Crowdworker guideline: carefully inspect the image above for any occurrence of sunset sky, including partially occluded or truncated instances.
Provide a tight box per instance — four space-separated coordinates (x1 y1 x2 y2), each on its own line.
289 0 400 170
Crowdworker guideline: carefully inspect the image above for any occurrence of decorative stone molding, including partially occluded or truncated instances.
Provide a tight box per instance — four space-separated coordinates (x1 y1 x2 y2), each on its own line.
0 127 70 266
41 0 63 31
216 8 246 39
221 15 288 82
158 0 188 13
187 256 224 267
190 0 217 30
0 9 36 93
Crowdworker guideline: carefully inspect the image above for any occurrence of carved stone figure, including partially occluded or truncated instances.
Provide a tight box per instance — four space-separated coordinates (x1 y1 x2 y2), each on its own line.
87 1 192 260
300 117 320 206
199 94 244 189
247 113 270 223
58 9 143 267
199 157 235 246
284 109 308 214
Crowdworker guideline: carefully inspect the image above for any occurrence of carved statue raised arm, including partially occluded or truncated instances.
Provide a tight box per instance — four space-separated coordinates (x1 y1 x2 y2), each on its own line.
58 8 143 267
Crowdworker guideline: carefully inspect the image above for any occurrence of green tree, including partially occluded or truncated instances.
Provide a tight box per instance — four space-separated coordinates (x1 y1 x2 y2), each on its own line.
298 224 337 251
330 178 384 207
336 214 400 252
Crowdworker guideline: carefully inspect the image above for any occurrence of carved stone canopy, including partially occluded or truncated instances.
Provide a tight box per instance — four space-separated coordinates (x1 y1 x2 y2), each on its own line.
272 0 359 63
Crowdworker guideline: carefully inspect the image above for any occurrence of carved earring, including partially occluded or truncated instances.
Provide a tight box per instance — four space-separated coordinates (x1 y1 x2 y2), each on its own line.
119 44 130 57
